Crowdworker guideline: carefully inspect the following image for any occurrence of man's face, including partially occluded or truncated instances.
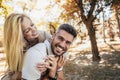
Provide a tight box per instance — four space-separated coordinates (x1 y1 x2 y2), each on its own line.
51 30 74 56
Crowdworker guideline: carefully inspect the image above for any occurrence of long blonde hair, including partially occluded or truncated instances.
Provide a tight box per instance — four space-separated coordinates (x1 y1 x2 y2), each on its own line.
3 13 29 72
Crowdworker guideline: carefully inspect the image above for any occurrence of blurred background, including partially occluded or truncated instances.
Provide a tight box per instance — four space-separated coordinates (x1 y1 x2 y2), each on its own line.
0 0 120 80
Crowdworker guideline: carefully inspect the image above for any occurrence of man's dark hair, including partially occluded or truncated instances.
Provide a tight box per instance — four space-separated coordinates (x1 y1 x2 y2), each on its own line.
57 23 77 38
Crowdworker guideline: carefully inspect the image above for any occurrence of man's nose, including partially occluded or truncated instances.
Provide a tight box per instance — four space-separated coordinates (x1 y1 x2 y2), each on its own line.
59 41 66 48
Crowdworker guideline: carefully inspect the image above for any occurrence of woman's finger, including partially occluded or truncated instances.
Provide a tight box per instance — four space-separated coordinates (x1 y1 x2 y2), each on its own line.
45 64 52 70
48 56 54 61
39 68 47 73
36 62 46 67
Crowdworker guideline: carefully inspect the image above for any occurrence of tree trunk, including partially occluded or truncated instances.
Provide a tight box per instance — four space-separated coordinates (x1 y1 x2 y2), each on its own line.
108 20 115 41
103 11 106 42
86 22 101 62
116 7 120 38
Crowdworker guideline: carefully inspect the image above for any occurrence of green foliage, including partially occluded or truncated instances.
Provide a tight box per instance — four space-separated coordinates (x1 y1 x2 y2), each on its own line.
48 22 60 35
0 0 13 18
59 0 80 22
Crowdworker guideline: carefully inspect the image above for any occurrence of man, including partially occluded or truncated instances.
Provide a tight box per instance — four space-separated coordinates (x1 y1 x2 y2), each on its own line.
22 24 77 80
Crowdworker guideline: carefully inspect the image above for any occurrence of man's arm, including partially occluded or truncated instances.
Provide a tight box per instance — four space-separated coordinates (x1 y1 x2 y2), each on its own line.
56 56 65 80
56 70 65 80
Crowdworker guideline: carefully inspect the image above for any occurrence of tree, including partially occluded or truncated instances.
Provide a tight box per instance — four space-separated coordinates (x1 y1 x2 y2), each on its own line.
58 0 105 62
76 0 102 61
48 22 60 35
111 0 120 38
0 0 9 18
108 20 115 41
56 0 120 62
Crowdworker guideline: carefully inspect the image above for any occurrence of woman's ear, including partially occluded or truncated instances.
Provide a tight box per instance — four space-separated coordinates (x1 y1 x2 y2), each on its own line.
22 37 28 47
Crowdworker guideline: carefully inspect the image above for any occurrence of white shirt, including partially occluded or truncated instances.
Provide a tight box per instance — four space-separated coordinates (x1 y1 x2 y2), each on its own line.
22 40 66 80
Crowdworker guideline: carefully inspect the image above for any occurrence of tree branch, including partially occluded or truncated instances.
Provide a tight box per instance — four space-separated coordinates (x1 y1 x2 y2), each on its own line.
75 0 87 23
87 0 97 19
92 7 103 21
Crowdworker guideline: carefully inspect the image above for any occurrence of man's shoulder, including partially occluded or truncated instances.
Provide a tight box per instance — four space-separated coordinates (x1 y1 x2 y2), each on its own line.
27 43 46 53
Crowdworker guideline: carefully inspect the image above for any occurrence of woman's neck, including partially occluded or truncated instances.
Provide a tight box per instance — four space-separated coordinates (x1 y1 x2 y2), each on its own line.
28 38 39 47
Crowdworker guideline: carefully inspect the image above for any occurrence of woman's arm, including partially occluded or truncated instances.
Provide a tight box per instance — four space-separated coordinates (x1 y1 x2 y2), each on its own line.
38 31 52 42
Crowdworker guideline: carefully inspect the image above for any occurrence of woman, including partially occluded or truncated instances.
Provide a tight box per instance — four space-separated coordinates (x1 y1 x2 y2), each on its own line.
4 13 51 72
3 13 65 79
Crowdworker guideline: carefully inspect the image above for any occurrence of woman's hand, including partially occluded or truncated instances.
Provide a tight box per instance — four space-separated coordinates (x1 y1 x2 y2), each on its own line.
36 62 47 74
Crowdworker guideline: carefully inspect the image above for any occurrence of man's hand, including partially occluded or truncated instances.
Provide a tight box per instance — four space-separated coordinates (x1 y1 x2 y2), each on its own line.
37 55 66 79
57 55 66 70
45 56 58 78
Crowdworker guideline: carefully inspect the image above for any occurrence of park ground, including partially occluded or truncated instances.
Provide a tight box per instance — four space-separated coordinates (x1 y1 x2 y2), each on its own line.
64 39 120 80
0 38 120 80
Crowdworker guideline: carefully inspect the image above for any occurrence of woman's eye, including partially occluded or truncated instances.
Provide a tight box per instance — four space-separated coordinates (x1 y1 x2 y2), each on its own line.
31 23 34 27
25 29 30 33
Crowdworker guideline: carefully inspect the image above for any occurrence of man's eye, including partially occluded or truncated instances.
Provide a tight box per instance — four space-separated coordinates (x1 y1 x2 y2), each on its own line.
66 41 71 45
58 36 64 41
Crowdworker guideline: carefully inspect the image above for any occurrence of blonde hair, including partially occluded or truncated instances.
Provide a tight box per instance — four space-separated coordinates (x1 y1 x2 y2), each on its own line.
3 13 30 72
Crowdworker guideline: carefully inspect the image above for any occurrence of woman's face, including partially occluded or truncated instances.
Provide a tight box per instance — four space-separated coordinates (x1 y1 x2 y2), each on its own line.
21 17 39 41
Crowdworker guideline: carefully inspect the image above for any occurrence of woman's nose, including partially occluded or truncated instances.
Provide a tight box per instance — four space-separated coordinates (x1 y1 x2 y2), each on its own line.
31 26 36 32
